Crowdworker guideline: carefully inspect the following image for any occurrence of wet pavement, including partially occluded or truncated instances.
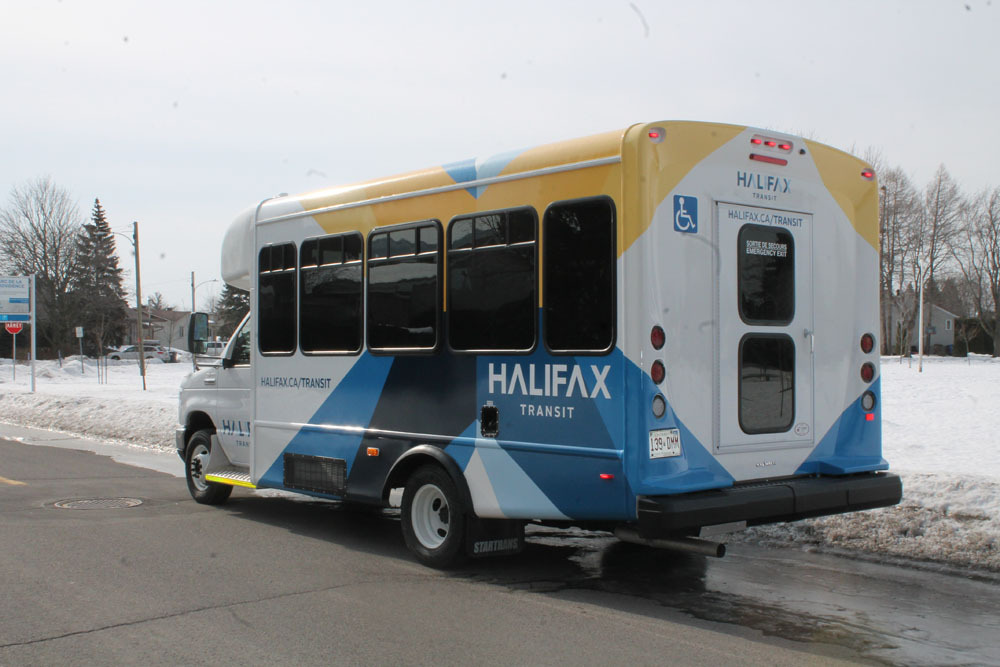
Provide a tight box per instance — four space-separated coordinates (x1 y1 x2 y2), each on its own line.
463 526 1000 666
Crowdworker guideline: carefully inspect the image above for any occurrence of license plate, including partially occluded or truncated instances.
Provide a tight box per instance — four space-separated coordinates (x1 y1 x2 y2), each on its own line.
649 428 681 459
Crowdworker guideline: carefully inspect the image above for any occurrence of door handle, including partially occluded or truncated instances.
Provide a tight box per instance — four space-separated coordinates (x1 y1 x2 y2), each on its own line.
803 328 814 353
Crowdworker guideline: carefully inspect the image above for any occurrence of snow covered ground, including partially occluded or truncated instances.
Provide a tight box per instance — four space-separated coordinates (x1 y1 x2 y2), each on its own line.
1 354 998 573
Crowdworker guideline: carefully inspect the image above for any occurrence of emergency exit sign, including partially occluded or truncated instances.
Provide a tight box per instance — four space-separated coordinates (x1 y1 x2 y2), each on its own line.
0 276 30 322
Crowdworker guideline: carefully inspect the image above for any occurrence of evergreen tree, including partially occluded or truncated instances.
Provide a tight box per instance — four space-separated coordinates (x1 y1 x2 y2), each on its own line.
70 199 129 355
216 284 249 338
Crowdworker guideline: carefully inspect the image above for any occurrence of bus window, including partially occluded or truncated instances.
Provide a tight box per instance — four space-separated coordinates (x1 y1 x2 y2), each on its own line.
738 224 794 325
258 242 297 354
367 221 441 351
739 334 795 433
300 232 363 354
447 208 537 352
543 197 616 353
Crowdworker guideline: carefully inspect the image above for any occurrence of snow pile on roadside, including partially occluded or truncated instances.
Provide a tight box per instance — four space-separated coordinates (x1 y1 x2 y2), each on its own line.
0 357 182 450
1 354 998 573
737 355 1000 572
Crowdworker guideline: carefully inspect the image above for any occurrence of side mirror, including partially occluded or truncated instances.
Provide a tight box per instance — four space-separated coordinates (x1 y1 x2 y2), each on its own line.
188 312 209 355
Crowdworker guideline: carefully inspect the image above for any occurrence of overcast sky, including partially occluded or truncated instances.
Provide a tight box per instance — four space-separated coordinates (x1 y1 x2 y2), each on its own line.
2 0 997 310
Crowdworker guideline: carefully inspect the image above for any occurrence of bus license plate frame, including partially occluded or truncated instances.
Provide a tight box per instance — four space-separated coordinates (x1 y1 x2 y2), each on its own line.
649 428 682 459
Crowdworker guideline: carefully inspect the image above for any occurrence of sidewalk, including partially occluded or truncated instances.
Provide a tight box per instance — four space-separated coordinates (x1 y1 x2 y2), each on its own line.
0 422 183 478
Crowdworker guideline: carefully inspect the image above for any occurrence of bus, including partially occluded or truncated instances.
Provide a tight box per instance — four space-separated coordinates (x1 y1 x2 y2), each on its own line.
178 120 902 567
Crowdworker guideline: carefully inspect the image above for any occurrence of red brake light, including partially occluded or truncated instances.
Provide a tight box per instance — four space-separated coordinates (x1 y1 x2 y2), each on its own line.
651 325 665 350
750 153 788 166
860 333 875 354
651 361 665 384
750 137 763 145
860 363 875 383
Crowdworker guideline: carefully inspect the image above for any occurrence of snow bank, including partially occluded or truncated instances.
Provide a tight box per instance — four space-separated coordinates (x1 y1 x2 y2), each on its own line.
1 354 998 573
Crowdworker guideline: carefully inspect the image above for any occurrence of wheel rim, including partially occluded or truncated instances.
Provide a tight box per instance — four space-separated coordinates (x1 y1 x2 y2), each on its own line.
411 483 450 550
188 443 211 492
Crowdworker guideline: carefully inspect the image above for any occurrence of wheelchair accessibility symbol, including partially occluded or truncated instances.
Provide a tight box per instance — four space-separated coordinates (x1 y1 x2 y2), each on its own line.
673 195 698 233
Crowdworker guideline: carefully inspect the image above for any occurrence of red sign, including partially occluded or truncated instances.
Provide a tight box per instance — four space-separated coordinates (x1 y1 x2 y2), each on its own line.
5 322 23 334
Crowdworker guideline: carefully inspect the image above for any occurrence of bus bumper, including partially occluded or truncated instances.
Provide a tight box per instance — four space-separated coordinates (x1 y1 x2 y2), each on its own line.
636 472 902 538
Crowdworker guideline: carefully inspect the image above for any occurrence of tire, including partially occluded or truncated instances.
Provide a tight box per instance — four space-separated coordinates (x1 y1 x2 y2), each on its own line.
109 355 121 360
400 465 467 568
184 429 232 505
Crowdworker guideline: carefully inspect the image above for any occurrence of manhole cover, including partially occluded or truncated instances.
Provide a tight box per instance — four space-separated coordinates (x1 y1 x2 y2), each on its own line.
52 497 144 510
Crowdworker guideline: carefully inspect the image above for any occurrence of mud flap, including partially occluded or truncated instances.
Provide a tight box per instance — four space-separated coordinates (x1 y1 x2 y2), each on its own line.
465 517 525 558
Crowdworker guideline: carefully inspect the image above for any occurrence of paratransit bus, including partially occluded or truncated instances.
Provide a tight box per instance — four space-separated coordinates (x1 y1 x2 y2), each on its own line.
179 120 902 567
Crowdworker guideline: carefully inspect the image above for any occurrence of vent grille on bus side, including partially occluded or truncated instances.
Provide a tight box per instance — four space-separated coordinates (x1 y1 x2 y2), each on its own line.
283 453 347 496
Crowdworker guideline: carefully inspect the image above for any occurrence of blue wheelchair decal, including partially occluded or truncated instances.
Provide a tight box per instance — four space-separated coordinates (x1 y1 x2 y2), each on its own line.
673 195 698 233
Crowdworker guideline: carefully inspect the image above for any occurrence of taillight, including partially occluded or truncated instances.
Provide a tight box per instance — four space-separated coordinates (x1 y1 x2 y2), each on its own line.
651 325 665 350
651 360 665 384
860 333 875 354
860 363 875 383
861 391 876 411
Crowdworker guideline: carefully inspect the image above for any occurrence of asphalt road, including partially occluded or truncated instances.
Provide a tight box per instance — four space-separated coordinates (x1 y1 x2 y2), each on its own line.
0 437 867 666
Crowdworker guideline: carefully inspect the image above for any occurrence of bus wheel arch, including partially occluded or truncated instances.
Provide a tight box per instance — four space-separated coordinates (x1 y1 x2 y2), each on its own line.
181 411 216 459
383 445 473 510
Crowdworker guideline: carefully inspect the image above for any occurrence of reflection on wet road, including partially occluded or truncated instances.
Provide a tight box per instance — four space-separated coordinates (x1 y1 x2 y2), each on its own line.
464 526 1000 666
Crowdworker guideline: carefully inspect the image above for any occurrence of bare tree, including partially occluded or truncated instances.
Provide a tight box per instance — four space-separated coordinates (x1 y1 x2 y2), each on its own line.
0 176 83 353
146 291 173 311
951 186 1000 355
878 166 921 354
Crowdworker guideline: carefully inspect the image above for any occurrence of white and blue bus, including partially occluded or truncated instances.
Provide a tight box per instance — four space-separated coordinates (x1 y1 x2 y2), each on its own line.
179 121 901 567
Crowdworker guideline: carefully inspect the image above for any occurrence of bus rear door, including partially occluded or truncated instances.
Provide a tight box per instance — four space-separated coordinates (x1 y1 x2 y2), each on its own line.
716 202 814 459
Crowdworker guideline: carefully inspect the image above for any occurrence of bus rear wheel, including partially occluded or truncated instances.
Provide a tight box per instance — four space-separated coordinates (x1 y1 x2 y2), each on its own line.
401 465 467 568
185 429 233 505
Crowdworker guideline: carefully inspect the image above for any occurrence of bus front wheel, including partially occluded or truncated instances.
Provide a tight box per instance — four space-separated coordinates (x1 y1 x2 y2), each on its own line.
401 465 467 568
184 429 233 505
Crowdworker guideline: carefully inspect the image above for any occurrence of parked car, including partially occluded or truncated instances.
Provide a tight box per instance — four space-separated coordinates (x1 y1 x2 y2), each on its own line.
109 342 177 363
203 340 227 356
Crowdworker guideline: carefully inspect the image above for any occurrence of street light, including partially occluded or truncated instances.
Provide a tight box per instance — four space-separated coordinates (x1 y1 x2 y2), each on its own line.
190 272 220 313
113 222 147 391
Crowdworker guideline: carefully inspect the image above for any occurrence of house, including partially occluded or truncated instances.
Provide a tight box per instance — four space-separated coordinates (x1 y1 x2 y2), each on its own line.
888 302 958 354
124 308 193 351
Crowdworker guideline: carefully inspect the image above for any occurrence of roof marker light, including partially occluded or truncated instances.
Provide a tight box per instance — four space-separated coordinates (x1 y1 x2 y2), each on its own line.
599 473 615 480
648 127 665 143
750 137 763 145
861 169 875 180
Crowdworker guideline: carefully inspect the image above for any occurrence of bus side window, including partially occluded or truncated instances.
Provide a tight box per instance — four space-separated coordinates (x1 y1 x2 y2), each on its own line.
543 197 616 353
258 242 297 354
447 208 537 352
299 232 363 354
366 221 441 352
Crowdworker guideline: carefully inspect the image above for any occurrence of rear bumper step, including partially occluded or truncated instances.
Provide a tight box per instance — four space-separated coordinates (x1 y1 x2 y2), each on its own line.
637 472 902 538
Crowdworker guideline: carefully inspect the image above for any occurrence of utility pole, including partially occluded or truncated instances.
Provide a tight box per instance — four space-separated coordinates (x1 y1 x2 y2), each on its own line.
133 222 147 390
